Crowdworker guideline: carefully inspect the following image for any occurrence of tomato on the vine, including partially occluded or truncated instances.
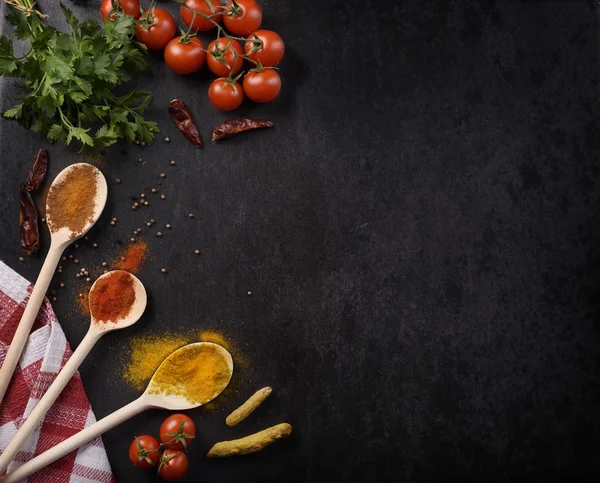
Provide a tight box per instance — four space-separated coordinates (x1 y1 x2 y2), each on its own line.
165 37 206 75
128 435 160 469
222 0 262 35
207 38 243 77
243 68 281 103
159 414 196 450
100 0 141 20
158 449 188 481
180 0 221 31
135 8 176 51
245 30 284 66
209 78 244 111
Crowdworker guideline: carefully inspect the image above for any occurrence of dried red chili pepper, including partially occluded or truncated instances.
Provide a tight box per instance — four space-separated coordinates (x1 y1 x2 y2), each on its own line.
168 99 203 148
212 118 274 141
20 183 40 255
25 147 48 192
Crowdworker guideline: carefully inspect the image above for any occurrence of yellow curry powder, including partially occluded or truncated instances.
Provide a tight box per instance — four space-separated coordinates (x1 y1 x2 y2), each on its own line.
122 330 246 394
148 343 231 404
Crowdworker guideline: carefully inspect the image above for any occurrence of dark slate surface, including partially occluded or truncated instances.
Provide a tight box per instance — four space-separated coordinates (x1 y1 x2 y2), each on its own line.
1 0 600 481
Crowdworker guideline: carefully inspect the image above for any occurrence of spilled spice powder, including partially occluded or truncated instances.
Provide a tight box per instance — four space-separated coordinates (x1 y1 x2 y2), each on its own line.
114 239 148 274
89 271 136 323
123 333 189 391
46 164 99 235
121 329 248 402
77 291 90 317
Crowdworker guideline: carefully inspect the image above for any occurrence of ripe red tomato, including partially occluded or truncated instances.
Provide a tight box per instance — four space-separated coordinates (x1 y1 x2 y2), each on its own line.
164 37 206 75
222 0 262 35
128 435 160 469
159 414 196 450
206 38 243 77
158 449 188 481
180 0 221 31
209 78 244 111
244 30 285 67
135 8 176 51
100 0 141 20
243 68 281 103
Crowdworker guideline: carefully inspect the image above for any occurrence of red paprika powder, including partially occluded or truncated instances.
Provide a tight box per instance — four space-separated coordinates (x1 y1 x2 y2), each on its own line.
89 271 136 323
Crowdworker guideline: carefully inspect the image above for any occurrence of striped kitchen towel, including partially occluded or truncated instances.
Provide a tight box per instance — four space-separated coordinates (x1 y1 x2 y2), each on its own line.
0 261 113 482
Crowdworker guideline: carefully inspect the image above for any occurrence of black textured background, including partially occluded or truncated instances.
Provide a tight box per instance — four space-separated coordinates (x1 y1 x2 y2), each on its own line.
1 0 600 482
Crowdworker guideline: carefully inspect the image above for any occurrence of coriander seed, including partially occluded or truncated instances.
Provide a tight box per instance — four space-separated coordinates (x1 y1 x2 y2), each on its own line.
188 213 194 218
116 178 121 184
151 188 157 193
161 268 167 273
194 250 200 255
102 262 107 267
86 278 91 282
166 224 171 229
165 137 170 143
160 173 166 178
93 243 98 248
74 259 79 264
147 222 152 227
170 160 176 165
161 194 166 200
157 232 162 237
59 283 65 288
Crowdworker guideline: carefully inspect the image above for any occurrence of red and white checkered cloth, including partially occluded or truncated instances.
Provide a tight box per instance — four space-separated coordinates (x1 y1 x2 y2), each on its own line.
0 261 114 482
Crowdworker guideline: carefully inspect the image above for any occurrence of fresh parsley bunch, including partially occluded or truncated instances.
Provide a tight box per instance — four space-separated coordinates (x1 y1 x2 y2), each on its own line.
0 1 159 151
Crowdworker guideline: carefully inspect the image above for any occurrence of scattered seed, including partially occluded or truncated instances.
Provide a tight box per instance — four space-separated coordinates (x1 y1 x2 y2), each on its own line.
79 293 83 298
80 268 85 273
161 194 166 200
134 202 139 208
137 157 143 162
144 201 149 206
121 257 126 261
112 217 117 222
74 259 79 264
86 278 91 282
140 193 146 198
151 188 157 193
147 222 152 227
74 244 79 249
157 232 162 237
41 218 46 224
170 160 176 166
188 213 194 218
132 205 137 210
61 256 67 261
165 137 170 143
84 236 89 241
84 271 89 276
149 127 154 132
194 250 200 255
59 265 63 270
135 140 140 145
102 262 107 267
51 290 56 295
103 269 108 273
130 238 135 242
160 173 166 178
161 268 167 273
247 291 252 296
57 268 63 273
116 178 121 184
52 297 57 302
141 142 146 146
59 283 65 288
76 273 81 279
92 243 98 248
110 221 116 225
150 219 156 224
166 224 171 229
68 255 73 259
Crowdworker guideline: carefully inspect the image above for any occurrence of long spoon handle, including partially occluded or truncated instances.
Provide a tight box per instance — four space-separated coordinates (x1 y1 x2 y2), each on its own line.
0 242 65 406
0 397 149 483
0 328 102 474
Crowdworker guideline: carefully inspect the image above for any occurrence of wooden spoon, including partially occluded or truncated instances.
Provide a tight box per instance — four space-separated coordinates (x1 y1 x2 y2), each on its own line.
0 271 146 474
0 163 107 406
0 343 233 483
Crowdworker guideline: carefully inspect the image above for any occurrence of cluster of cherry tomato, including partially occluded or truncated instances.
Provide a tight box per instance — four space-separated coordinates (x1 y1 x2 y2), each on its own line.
127 414 196 481
99 0 284 111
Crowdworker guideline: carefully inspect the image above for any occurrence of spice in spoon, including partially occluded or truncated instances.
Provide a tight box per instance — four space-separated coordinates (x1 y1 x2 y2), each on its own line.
149 344 231 404
89 271 136 323
46 164 99 235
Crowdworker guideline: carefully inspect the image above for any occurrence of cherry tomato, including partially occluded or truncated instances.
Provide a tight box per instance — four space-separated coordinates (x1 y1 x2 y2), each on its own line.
206 38 243 77
245 30 284 66
209 78 244 111
159 414 196 450
180 0 221 31
158 449 188 481
222 0 261 35
243 68 281 103
100 0 141 20
135 8 176 51
165 37 206 75
128 435 160 469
